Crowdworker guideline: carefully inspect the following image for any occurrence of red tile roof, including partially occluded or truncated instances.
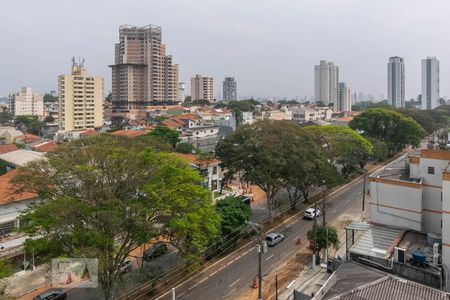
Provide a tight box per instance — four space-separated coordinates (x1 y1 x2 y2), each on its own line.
161 119 183 130
110 130 148 137
0 170 37 205
79 130 97 136
16 134 41 144
33 141 59 153
176 113 201 121
0 144 18 154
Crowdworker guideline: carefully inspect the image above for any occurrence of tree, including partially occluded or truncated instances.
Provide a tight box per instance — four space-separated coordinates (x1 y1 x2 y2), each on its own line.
0 259 12 279
397 108 437 134
304 126 373 178
15 115 44 135
349 108 426 152
14 134 219 300
189 99 210 107
105 92 112 102
148 126 180 148
176 142 195 154
227 99 258 125
307 226 339 261
0 111 12 125
110 116 128 131
43 94 57 102
215 197 251 237
44 115 55 123
368 138 389 161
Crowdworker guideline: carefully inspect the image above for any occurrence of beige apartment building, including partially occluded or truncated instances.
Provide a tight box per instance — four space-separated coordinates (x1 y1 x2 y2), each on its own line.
8 87 43 117
58 61 103 131
191 74 214 102
110 25 179 119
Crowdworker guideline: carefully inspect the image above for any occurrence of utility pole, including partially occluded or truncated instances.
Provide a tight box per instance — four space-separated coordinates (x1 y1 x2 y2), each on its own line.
322 186 327 227
362 169 367 221
247 221 266 300
275 275 279 300
312 202 317 269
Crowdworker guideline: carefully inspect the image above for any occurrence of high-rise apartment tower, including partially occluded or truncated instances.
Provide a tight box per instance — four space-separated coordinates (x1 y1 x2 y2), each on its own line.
58 60 103 131
387 56 405 108
337 82 351 111
421 57 439 110
191 75 214 102
314 60 339 108
8 87 43 117
110 25 179 119
223 77 237 101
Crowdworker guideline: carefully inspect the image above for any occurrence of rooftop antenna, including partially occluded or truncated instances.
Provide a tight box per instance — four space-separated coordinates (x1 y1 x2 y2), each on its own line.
81 58 85 67
71 57 76 67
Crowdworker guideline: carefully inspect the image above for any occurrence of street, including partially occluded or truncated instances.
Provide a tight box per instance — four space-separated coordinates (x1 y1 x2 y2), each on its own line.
155 171 370 300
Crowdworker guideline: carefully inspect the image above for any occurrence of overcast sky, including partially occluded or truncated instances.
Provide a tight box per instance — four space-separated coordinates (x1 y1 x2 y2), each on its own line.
1 0 449 100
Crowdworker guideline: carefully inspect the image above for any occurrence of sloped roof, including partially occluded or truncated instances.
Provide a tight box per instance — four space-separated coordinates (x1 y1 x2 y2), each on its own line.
33 141 59 153
110 130 148 137
0 127 23 138
176 113 201 121
0 144 19 154
0 170 37 204
329 275 449 300
0 149 45 166
161 119 183 129
15 133 42 144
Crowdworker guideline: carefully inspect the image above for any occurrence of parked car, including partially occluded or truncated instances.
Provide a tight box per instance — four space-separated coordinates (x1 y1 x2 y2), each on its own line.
33 288 67 300
304 208 321 220
265 233 284 247
143 243 169 261
119 258 132 274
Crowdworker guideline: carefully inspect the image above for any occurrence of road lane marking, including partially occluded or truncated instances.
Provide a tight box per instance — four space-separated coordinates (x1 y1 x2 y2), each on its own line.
265 254 274 261
229 278 241 288
154 149 410 300
198 277 208 284
209 270 218 277
287 279 296 289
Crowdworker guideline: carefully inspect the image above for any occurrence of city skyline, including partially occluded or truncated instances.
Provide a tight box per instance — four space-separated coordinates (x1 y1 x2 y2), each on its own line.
2 1 450 100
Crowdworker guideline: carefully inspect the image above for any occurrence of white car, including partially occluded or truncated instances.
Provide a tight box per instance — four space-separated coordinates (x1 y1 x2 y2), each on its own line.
304 208 321 220
265 233 284 247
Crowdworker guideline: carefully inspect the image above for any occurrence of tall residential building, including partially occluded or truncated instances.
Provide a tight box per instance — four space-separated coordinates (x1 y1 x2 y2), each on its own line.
110 25 179 119
191 75 214 102
387 56 405 108
223 77 237 101
422 57 439 110
314 60 339 107
8 87 43 117
178 82 186 102
337 82 351 111
58 60 103 131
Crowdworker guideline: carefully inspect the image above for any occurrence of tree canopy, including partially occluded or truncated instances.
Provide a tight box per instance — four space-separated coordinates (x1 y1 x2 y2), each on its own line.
14 134 219 300
216 120 339 217
349 108 426 151
148 126 180 148
307 225 339 260
0 111 12 125
304 125 373 177
15 115 45 135
215 197 251 237
175 142 195 154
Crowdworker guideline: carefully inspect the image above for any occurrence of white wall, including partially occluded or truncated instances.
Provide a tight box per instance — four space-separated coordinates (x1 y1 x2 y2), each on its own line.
441 178 450 291
370 181 422 231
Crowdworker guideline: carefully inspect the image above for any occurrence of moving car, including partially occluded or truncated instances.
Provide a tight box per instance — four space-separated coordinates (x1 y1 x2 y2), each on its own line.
265 232 284 247
304 208 321 220
33 288 67 300
143 243 169 261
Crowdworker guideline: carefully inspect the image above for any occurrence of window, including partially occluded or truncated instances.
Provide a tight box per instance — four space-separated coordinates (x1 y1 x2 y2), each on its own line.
428 166 435 174
212 166 217 175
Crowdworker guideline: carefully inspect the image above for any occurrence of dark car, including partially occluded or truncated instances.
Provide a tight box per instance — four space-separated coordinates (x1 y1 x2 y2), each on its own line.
33 288 67 300
143 243 169 261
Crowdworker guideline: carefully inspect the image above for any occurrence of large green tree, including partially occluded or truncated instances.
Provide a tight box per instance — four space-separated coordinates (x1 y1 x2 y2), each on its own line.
148 126 180 148
215 197 251 237
304 125 373 177
397 108 437 134
0 111 13 125
349 108 426 152
307 225 339 262
14 134 219 300
15 115 44 135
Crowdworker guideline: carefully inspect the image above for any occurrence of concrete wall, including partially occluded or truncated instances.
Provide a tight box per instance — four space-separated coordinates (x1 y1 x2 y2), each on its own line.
370 181 422 231
442 177 450 291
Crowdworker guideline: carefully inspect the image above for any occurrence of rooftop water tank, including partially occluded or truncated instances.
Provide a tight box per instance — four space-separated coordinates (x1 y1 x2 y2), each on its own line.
412 250 426 264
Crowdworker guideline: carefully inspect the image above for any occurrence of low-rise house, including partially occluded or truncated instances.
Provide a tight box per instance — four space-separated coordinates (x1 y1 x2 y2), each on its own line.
0 170 37 260
0 149 45 171
175 153 223 192
0 127 23 145
56 129 97 142
291 107 333 123
242 112 254 125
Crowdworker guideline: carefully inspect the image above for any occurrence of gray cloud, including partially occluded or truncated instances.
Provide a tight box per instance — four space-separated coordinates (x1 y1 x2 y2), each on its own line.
1 0 449 100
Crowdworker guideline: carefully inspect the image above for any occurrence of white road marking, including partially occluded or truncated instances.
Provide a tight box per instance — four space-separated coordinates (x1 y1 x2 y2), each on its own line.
229 278 241 288
265 254 274 261
209 270 218 277
198 277 208 284
287 279 296 289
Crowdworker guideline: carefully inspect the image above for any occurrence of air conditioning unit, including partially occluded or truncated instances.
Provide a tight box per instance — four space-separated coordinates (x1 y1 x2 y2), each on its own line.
433 243 440 256
394 247 406 264
433 253 440 265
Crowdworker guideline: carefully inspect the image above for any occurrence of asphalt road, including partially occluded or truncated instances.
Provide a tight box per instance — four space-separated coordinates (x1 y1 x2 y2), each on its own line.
155 174 369 300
